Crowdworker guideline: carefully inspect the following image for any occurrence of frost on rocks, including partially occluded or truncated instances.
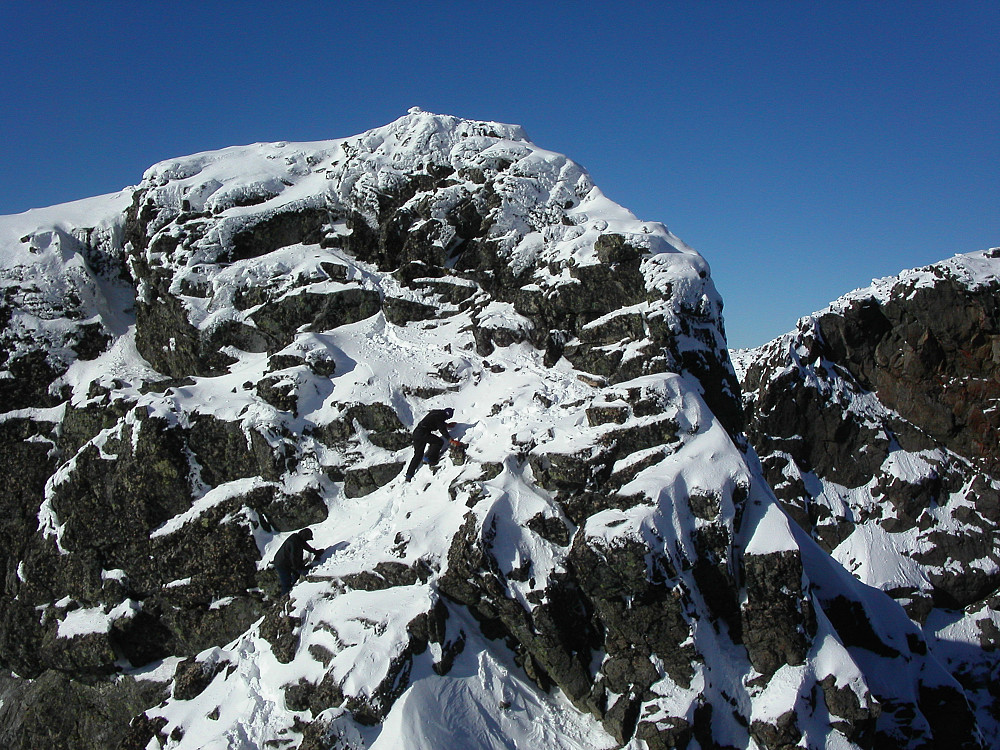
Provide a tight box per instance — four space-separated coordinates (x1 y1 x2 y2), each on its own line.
0 112 990 749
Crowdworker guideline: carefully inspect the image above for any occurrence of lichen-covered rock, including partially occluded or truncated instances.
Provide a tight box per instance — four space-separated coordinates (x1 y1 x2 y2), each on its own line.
50 413 193 557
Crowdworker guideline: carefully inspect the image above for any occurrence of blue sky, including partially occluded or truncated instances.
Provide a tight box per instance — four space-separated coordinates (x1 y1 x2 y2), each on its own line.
2 1 996 348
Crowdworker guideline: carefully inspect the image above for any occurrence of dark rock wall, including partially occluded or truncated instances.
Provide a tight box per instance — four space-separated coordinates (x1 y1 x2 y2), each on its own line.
741 268 1000 601
739 252 1000 747
815 277 1000 472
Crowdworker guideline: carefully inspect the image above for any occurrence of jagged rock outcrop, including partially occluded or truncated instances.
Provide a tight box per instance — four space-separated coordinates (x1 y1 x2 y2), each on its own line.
736 247 1000 743
0 112 989 748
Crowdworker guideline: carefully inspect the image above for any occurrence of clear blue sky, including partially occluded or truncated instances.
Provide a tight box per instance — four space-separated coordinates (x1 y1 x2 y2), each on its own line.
2 1 996 348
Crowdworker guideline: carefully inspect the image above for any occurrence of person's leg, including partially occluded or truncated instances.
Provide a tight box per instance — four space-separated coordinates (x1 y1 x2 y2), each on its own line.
276 565 293 596
424 434 444 465
405 435 428 479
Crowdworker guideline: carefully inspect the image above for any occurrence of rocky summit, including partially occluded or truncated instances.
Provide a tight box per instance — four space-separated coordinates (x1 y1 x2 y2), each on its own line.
0 111 992 749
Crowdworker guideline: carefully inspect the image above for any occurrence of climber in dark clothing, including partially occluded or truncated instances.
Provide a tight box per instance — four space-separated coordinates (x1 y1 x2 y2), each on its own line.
273 529 321 595
404 407 459 481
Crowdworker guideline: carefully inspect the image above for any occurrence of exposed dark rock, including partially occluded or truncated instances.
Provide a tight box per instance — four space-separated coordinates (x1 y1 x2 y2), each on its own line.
340 560 433 591
819 676 878 745
311 402 408 450
571 534 693 692
529 451 596 491
259 487 329 532
0 349 65 410
59 399 131 455
817 281 1000 472
38 630 118 677
134 278 239 377
320 261 349 281
50 414 193 558
0 418 56 598
229 206 328 262
0 599 45 678
741 551 813 677
406 598 448 653
412 278 477 304
71 322 113 361
526 513 571 546
917 683 981 750
738 257 1000 743
343 461 405 498
267 353 307 372
597 417 679 456
585 404 629 426
117 713 169 750
260 606 301 664
204 319 273 354
283 673 345 715
603 692 642 745
0 670 166 750
172 656 226 700
257 374 300 414
749 710 801 750
6 115 989 749
688 491 720 521
747 367 889 489
344 402 405 433
635 715 694 750
188 413 285 484
368 430 411 451
382 297 438 325
250 289 381 350
557 490 647 528
156 596 264 659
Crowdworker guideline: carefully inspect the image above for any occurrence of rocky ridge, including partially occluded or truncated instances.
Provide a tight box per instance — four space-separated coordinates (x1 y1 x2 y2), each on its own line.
0 111 986 748
735 248 1000 741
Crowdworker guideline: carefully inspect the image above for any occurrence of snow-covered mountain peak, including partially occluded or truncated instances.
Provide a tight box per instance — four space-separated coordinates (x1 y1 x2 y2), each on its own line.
133 110 699 282
0 115 988 749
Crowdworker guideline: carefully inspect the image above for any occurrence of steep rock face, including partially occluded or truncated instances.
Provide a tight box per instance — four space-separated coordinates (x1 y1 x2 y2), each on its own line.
736 248 1000 741
0 112 984 749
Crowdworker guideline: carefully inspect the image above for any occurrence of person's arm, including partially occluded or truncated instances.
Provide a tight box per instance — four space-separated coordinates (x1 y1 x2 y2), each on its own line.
439 418 465 448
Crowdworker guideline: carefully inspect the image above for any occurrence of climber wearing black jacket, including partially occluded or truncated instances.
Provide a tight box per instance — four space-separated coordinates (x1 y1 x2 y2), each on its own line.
273 529 321 595
404 407 459 481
